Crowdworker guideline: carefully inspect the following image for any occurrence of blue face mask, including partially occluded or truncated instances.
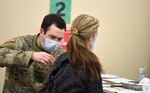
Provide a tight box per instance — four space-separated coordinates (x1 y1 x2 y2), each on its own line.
41 37 59 53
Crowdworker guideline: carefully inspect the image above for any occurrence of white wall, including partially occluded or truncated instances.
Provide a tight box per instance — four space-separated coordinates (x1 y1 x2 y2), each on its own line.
0 0 150 92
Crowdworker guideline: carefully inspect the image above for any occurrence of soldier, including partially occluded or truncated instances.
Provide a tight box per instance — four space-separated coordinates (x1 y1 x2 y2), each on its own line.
0 14 66 93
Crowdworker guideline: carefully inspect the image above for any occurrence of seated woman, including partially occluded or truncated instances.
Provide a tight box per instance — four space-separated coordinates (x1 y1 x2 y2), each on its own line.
40 14 104 93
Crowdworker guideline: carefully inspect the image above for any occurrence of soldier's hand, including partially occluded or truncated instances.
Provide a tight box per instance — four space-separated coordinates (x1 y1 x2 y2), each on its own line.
31 52 55 65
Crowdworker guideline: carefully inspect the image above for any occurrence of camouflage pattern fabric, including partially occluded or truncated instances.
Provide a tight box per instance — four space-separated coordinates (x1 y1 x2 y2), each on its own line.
0 34 64 93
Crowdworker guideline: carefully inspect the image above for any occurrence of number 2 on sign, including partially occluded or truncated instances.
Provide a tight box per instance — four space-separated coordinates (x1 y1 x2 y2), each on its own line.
56 2 66 16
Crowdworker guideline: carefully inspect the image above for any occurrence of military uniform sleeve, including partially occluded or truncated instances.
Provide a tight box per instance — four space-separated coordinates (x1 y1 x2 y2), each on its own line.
0 38 33 67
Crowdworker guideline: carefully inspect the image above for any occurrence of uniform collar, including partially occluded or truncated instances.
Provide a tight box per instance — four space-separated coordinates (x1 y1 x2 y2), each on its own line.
33 34 43 52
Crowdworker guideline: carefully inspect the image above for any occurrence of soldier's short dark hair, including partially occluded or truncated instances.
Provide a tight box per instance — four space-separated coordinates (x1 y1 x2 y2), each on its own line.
41 14 66 34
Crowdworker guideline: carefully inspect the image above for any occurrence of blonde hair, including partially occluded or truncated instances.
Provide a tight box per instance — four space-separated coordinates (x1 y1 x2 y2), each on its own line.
67 14 103 80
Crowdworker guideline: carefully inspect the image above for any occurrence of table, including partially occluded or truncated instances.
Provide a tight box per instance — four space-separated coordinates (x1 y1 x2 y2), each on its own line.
102 74 144 93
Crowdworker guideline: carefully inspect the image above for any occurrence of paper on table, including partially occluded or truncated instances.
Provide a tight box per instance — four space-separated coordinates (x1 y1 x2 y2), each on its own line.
104 78 132 84
101 74 119 79
104 87 143 93
103 80 107 83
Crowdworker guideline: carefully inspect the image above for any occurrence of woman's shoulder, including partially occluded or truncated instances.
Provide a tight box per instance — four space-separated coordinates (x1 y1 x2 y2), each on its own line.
53 52 69 69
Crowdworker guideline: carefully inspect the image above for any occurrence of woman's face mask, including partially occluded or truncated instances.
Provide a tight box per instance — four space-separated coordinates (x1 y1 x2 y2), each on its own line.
41 37 59 53
89 34 97 50
90 38 96 51
90 40 96 50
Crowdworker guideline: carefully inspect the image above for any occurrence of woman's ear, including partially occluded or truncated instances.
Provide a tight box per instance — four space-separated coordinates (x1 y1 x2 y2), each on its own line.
89 35 93 41
92 33 98 40
89 34 96 41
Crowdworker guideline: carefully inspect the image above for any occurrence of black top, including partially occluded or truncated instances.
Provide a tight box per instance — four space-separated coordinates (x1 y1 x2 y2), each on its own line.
41 52 103 93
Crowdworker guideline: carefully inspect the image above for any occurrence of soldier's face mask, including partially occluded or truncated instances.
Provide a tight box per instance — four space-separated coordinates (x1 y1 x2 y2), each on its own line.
41 36 59 53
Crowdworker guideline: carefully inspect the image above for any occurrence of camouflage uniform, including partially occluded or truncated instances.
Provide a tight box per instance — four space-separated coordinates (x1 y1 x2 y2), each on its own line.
0 34 64 93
